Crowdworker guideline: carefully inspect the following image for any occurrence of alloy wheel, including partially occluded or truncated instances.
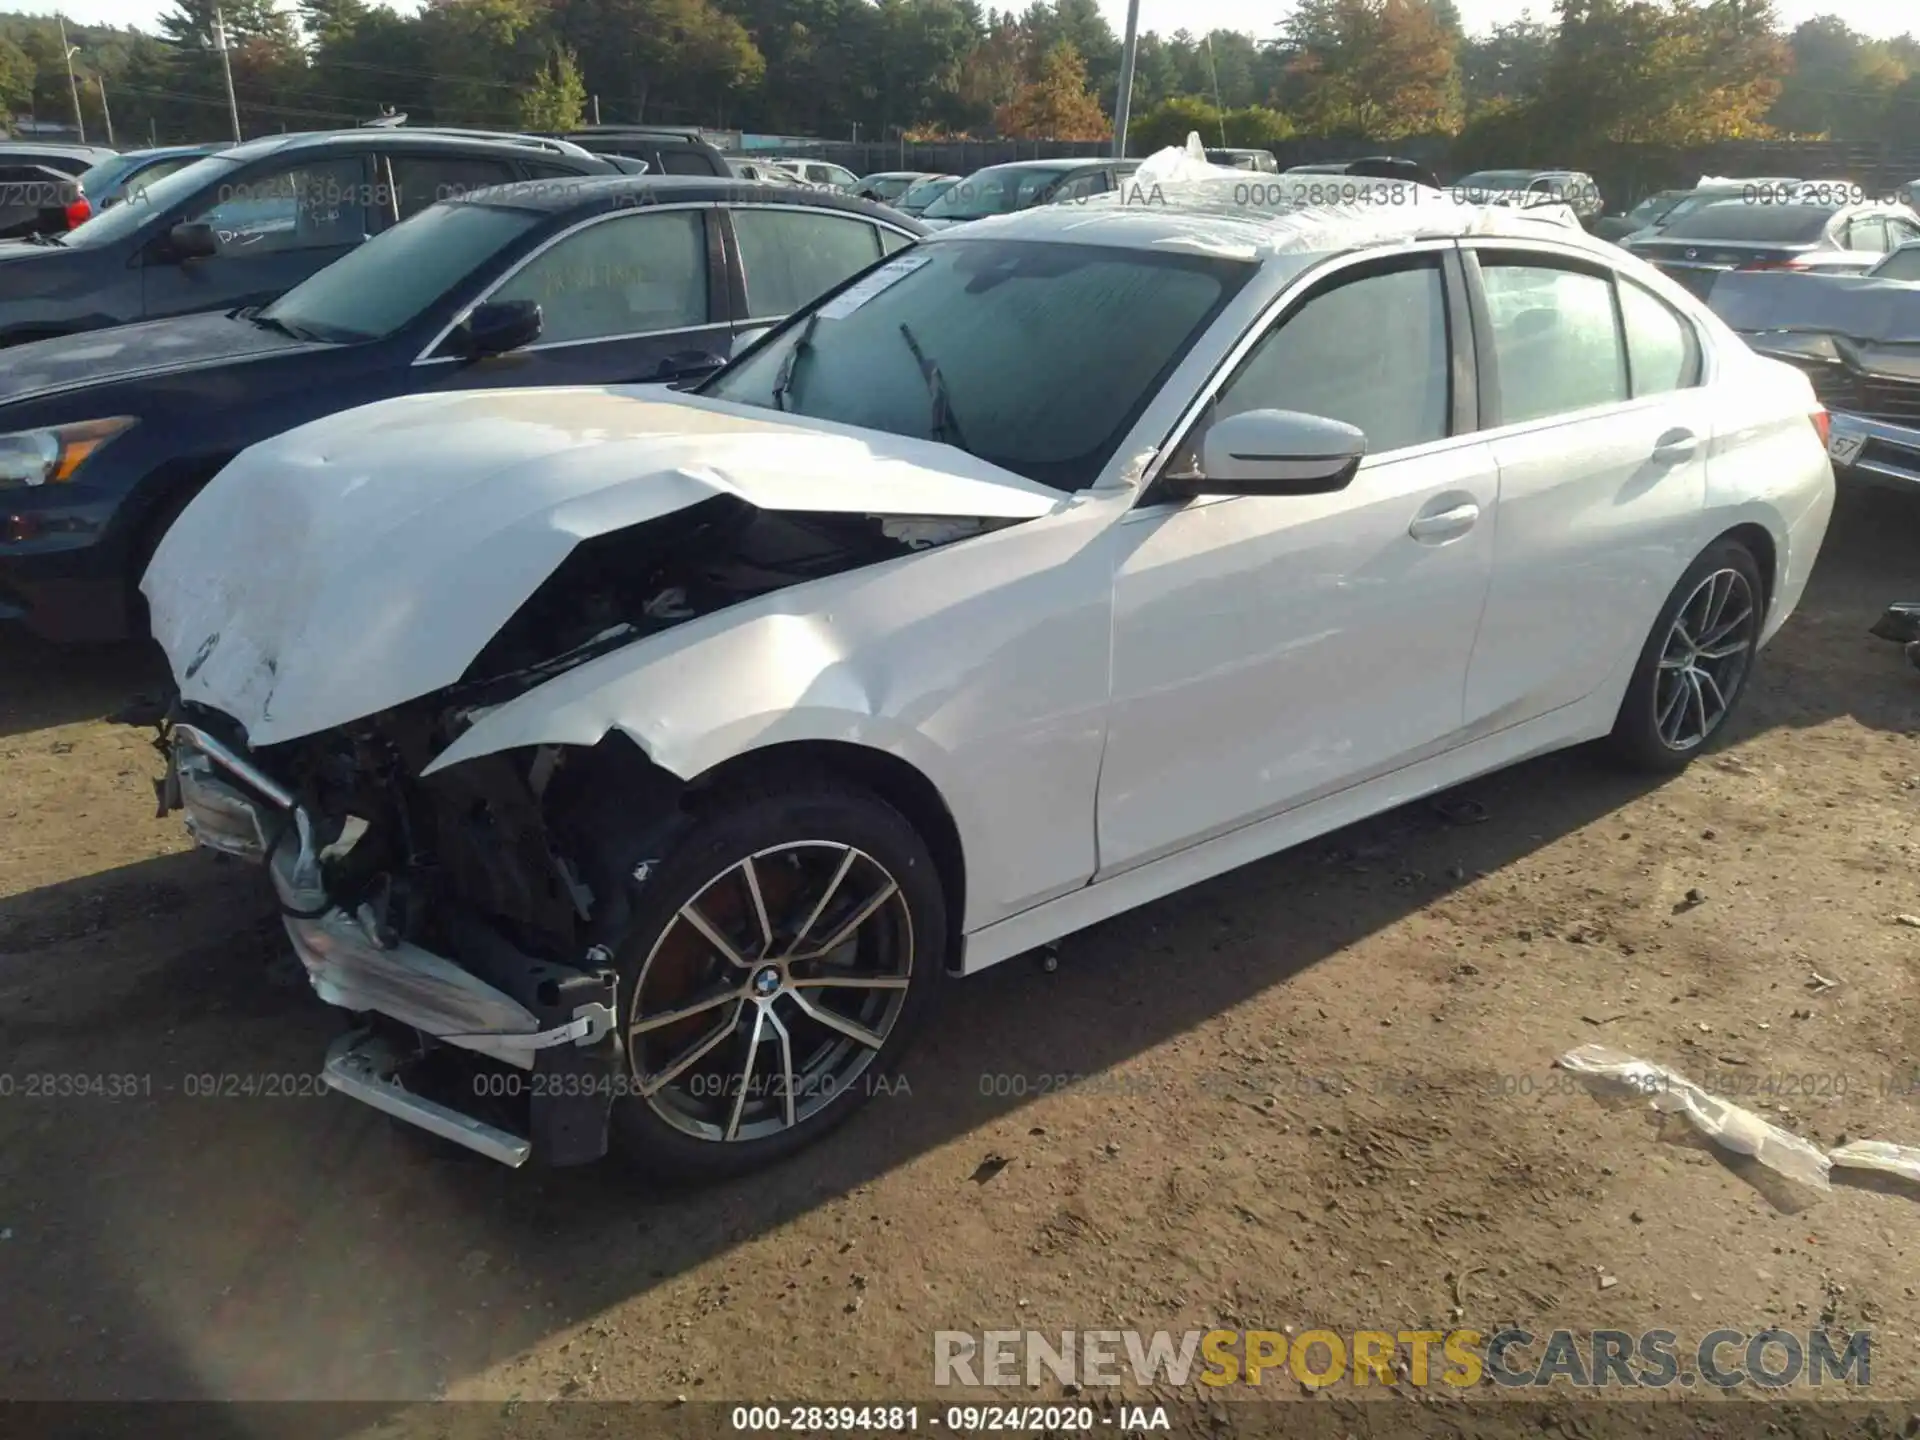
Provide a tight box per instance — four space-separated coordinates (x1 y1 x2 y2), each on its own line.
1654 567 1756 751
626 842 914 1143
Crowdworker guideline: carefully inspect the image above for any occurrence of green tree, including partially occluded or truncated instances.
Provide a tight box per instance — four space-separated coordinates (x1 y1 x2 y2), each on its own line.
995 38 1108 137
1767 17 1911 139
520 44 587 129
1282 0 1460 136
1458 15 1552 114
0 34 35 119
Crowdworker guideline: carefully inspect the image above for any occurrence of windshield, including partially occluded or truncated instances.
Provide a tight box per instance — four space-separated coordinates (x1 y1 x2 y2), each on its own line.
260 201 542 344
700 237 1251 491
1455 170 1534 192
1872 245 1920 282
74 153 145 198
1625 193 1685 225
898 177 955 210
61 155 242 247
865 175 917 200
922 165 1074 220
1661 200 1836 244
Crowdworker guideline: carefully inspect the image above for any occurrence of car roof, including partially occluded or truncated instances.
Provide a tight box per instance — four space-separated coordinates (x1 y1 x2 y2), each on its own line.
968 157 1126 175
927 185 1607 262
446 172 929 225
0 142 117 161
216 130 596 163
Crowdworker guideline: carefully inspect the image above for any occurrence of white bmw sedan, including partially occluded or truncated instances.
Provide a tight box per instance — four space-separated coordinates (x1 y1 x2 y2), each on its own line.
145 193 1836 1179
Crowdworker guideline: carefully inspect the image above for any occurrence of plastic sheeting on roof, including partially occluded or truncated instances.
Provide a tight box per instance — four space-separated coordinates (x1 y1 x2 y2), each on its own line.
1077 131 1586 259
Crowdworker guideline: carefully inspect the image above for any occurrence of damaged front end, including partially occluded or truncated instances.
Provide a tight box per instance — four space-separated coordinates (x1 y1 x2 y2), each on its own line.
161 710 635 1167
153 484 1027 1167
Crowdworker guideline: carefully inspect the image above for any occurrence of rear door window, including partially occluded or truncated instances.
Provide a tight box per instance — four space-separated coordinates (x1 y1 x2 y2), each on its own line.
387 153 518 221
1618 279 1700 396
733 207 886 318
1480 260 1628 424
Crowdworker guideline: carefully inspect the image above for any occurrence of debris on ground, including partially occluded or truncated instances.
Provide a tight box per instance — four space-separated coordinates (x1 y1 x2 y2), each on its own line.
1429 796 1489 826
969 1154 1011 1185
1830 1141 1920 1186
1895 915 1920 930
1557 1044 1833 1191
1808 972 1839 993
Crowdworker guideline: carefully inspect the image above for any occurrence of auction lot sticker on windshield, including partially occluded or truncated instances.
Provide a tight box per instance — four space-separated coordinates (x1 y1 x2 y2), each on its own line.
818 252 934 319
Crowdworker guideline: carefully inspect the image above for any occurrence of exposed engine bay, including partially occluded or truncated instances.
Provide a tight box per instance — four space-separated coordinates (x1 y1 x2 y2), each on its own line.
154 497 1008 1168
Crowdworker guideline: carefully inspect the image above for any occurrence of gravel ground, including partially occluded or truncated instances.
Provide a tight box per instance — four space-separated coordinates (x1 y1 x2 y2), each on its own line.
3 483 1919 1432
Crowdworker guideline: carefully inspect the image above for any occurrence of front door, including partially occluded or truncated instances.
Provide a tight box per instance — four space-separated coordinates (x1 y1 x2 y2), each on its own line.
422 205 735 390
141 154 373 321
1096 249 1500 875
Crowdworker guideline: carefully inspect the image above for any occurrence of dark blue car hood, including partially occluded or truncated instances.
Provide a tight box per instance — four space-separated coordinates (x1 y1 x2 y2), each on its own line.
0 309 326 407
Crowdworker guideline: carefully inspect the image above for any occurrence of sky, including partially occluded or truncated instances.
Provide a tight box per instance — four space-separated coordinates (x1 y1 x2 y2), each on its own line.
8 0 1916 44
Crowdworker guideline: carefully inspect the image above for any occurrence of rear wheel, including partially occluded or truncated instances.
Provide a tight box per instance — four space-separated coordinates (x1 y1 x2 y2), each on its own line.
1607 539 1764 772
607 775 946 1183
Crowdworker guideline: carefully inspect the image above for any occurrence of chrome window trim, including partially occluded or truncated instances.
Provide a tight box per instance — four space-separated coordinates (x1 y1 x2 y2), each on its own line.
411 200 715 366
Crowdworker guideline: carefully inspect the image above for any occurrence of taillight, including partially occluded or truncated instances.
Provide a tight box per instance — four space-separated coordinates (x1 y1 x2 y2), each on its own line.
63 196 91 229
1810 407 1831 446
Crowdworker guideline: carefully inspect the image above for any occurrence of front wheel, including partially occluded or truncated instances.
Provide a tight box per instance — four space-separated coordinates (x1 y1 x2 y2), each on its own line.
1606 539 1765 772
607 774 947 1183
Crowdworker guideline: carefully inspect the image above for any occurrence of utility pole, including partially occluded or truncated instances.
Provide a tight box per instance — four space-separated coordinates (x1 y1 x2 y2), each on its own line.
96 77 115 146
213 4 242 144
1112 0 1140 160
57 15 85 144
591 94 601 124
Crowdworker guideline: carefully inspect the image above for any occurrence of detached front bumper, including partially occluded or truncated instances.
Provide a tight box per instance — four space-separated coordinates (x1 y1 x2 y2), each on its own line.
168 723 622 1167
1829 413 1920 491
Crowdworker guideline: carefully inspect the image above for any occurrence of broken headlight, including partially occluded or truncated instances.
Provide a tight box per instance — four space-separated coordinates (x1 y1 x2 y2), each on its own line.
0 416 137 489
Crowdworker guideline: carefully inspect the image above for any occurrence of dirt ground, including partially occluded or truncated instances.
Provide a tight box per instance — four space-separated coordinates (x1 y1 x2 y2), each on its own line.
5 484 1920 1430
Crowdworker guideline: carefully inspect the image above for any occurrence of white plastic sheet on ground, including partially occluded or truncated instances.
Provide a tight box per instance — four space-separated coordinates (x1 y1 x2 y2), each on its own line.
1557 1043 1833 1190
1829 1140 1920 1185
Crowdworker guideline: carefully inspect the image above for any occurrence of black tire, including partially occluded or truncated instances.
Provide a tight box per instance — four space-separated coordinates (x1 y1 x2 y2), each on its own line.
1606 538 1765 773
606 773 946 1183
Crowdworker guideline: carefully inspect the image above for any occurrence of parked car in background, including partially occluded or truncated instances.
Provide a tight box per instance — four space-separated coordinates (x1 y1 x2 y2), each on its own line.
0 176 924 643
1453 168 1604 225
556 125 730 176
919 157 1141 229
851 170 946 204
0 129 628 348
1592 177 1803 244
727 159 808 186
0 142 116 239
1626 197 1920 299
1710 239 1920 491
1283 156 1442 188
70 144 227 219
1205 148 1277 172
892 173 960 217
771 159 860 191
145 192 1832 1179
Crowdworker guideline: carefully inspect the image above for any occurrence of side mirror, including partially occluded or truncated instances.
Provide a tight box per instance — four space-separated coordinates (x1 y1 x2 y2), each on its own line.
1189 409 1366 497
461 300 542 357
167 221 220 261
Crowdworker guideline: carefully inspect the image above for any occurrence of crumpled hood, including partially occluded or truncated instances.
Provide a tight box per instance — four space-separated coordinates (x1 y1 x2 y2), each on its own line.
144 385 1064 747
1708 268 1920 343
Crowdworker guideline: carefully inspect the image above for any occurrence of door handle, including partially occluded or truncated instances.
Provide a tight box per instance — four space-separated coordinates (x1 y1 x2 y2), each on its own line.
1651 429 1697 464
1408 501 1480 543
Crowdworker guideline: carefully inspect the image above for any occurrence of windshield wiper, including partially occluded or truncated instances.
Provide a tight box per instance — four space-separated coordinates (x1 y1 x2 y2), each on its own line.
21 231 64 247
769 311 820 411
897 322 971 454
248 311 314 342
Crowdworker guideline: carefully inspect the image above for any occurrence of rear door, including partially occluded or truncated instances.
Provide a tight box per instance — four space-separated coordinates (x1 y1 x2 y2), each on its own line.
1459 245 1711 728
723 204 910 343
417 203 731 388
139 152 376 321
